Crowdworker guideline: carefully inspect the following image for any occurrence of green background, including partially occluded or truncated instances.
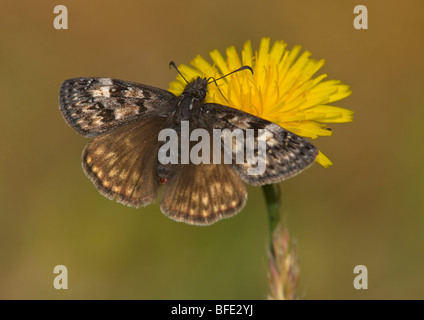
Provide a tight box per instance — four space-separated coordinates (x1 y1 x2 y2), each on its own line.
1 0 423 299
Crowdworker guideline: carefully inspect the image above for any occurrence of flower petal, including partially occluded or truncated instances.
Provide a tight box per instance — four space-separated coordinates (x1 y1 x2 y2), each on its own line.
242 40 253 66
210 49 229 76
316 151 333 167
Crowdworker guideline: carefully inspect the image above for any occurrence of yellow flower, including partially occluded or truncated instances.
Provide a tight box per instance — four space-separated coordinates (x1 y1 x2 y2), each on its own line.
168 37 353 167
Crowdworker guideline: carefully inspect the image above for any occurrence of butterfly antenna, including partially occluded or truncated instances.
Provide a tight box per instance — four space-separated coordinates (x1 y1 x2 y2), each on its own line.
207 65 253 85
169 61 189 84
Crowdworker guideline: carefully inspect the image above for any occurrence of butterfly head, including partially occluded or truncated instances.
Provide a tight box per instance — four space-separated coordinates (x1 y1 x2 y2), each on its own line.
169 61 253 103
182 77 208 101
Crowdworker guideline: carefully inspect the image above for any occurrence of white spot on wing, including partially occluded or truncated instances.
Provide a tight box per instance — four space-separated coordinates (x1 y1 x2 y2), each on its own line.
100 87 110 97
90 87 111 98
100 78 113 85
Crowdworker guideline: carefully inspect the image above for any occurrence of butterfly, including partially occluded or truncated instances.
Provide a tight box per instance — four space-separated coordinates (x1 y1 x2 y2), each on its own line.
59 64 318 225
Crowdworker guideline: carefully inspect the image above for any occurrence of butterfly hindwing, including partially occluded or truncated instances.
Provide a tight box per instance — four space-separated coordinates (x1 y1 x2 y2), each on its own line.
160 163 247 225
201 103 318 186
82 116 167 207
60 77 176 137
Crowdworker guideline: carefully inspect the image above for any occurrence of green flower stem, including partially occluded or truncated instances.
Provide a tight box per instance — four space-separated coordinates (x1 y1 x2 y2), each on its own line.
262 184 281 250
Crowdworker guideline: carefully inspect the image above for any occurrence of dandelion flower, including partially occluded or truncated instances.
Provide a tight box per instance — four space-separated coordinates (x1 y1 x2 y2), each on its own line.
169 37 353 167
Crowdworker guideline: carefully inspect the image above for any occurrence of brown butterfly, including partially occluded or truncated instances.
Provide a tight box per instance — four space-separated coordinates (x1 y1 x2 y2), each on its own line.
59 65 318 225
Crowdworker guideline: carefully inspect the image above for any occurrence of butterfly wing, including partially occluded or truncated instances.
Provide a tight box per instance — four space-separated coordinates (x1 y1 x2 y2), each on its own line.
60 77 176 137
201 103 318 186
160 163 247 225
82 116 167 207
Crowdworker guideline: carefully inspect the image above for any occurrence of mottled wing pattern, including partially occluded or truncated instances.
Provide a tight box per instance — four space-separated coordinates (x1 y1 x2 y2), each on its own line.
60 77 176 137
201 103 318 186
160 163 247 225
82 116 167 207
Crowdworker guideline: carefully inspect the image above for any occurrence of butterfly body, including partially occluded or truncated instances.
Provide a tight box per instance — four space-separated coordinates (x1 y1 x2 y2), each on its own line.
169 77 207 126
155 77 210 184
60 75 318 225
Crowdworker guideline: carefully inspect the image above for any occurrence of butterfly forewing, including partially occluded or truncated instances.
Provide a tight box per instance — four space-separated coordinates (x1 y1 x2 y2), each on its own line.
60 77 176 137
82 116 167 207
201 103 319 185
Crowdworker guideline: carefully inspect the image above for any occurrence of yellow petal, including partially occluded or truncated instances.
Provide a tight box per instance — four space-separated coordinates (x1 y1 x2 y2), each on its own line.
242 40 253 66
225 46 242 71
191 55 216 77
269 40 287 64
210 49 229 76
316 151 333 167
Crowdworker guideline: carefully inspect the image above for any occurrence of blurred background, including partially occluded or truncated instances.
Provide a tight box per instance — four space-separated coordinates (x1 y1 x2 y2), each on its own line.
0 0 423 299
